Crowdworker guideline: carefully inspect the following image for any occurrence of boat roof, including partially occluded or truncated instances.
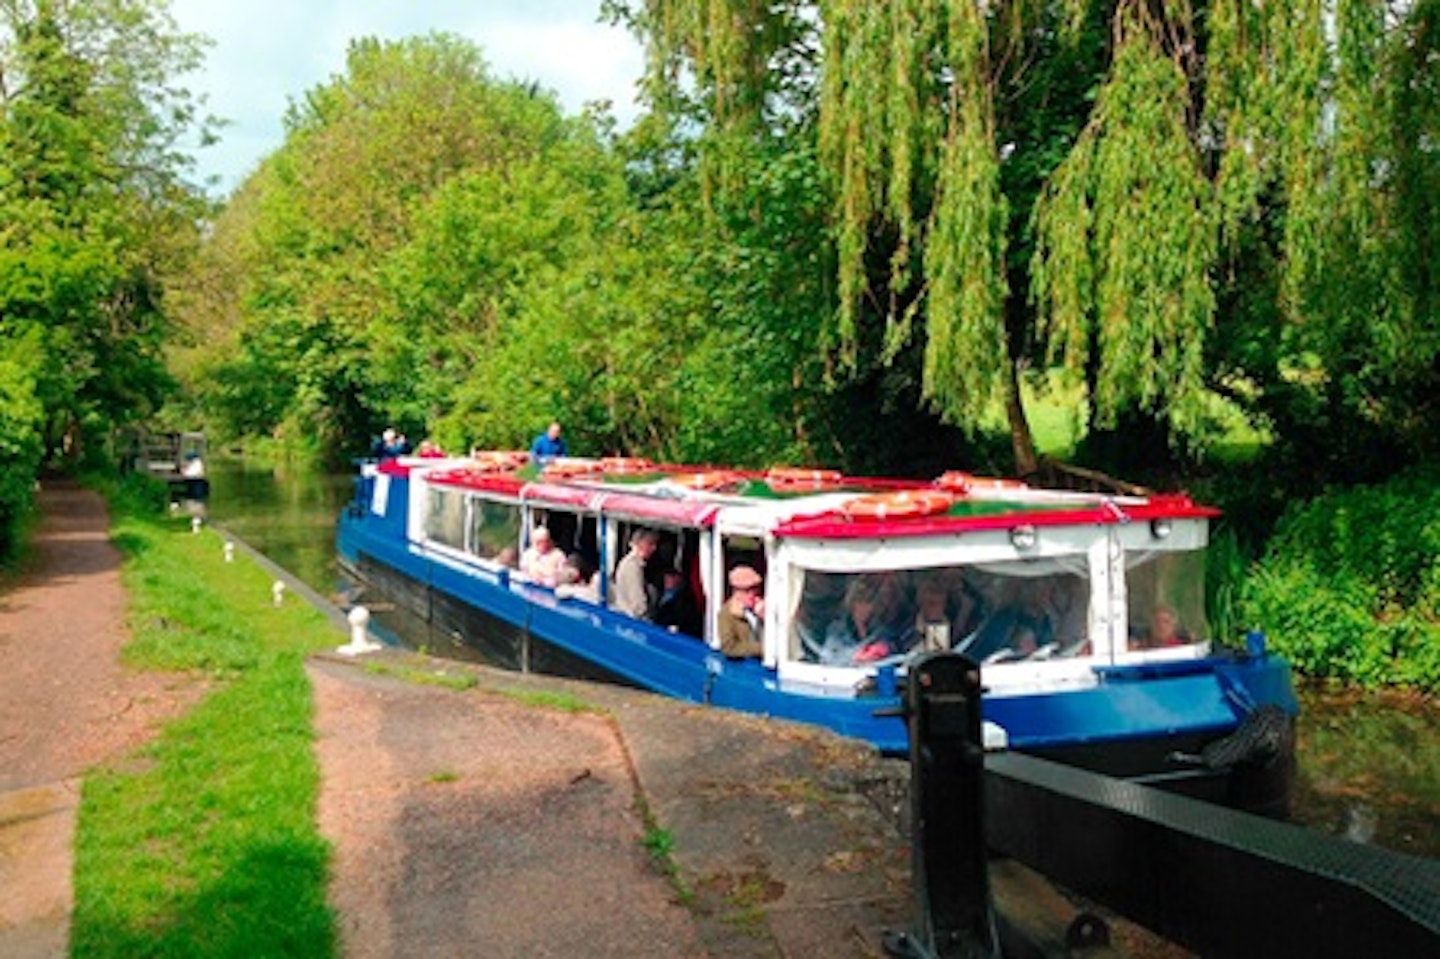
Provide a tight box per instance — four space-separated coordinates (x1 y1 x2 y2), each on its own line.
384 455 1218 538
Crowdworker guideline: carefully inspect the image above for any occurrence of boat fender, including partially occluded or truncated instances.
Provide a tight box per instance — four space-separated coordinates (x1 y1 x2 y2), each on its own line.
1171 704 1293 769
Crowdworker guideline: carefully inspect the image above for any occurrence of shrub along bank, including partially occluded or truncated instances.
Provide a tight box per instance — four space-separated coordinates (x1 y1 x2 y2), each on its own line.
70 476 337 958
1239 469 1440 691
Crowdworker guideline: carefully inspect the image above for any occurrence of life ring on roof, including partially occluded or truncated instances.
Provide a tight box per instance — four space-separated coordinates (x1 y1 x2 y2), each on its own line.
542 458 602 480
842 489 954 521
673 470 745 491
766 466 843 488
600 456 654 475
470 450 528 473
936 471 1027 494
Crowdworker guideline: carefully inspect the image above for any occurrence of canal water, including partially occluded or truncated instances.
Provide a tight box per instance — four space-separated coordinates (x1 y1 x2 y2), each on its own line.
202 456 1440 860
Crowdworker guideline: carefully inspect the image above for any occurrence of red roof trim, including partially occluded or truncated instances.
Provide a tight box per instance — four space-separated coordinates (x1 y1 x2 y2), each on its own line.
598 492 721 527
520 483 604 510
426 471 526 497
775 499 1219 539
377 459 412 477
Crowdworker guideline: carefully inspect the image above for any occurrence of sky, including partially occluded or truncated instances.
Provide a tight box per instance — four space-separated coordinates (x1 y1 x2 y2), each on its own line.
169 1 646 195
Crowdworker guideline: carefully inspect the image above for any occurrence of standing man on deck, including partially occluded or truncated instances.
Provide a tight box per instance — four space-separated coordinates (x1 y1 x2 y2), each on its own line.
530 420 568 464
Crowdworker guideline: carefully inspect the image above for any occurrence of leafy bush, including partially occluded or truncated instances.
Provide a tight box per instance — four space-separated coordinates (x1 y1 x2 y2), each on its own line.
1240 470 1440 690
0 331 45 563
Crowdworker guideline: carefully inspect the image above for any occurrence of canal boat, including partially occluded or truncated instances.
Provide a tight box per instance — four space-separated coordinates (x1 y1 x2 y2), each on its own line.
121 429 210 499
336 454 1299 813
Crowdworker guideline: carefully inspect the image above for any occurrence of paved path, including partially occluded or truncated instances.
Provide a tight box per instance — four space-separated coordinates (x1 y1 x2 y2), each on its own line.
0 481 201 957
310 659 705 957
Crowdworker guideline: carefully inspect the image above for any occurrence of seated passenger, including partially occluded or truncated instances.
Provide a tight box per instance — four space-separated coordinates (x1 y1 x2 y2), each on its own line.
1137 604 1189 649
818 575 905 665
716 565 765 658
555 554 600 602
655 568 703 637
795 570 847 662
520 526 567 587
960 606 1045 662
611 528 659 620
908 573 984 654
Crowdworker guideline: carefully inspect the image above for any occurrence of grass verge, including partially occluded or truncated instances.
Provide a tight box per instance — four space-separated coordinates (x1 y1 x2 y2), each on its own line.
70 478 339 958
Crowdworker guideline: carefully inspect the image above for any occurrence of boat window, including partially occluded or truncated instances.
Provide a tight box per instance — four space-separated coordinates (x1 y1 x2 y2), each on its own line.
790 562 1092 667
425 488 467 552
1125 549 1207 650
721 535 765 584
530 508 599 572
465 496 521 566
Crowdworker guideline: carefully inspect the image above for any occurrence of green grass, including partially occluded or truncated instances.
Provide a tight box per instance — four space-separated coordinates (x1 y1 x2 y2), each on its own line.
362 660 479 691
70 500 340 958
498 687 599 715
1020 367 1272 464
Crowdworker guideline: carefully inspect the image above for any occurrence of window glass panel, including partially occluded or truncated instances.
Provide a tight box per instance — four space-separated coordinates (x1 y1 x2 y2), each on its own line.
466 498 520 566
790 563 1091 666
426 488 466 551
1125 549 1207 650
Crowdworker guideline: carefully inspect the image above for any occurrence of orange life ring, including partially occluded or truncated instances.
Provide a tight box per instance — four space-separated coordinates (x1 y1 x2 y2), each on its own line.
842 489 955 521
673 470 745 491
766 466 843 487
600 456 654 475
542 458 602 480
935 471 1027 494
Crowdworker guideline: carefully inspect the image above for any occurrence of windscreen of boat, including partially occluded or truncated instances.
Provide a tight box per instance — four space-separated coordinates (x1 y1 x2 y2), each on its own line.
1124 548 1208 651
789 560 1091 668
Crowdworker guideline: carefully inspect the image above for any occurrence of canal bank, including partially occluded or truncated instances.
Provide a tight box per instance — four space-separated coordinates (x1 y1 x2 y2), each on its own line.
2 479 1165 957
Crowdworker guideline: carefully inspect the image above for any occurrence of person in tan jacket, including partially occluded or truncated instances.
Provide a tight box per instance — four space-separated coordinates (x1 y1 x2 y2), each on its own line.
716 565 765 658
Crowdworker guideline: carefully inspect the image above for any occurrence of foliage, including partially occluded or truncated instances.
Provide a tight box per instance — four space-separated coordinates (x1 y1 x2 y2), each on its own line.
71 503 337 957
0 325 44 561
608 0 1440 482
1240 471 1440 690
1 0 213 463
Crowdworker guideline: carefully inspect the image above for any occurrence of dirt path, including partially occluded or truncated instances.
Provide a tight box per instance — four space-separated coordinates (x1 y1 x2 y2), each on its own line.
0 480 202 958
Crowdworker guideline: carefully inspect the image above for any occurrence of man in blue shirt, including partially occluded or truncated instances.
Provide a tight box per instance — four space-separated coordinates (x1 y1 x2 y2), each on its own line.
529 420 568 463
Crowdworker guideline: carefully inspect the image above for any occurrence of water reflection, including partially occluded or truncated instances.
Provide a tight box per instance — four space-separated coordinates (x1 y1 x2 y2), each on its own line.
1292 681 1440 859
204 456 355 597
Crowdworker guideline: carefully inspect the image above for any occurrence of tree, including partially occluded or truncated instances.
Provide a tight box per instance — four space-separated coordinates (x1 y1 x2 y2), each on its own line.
609 0 1440 480
1 0 213 459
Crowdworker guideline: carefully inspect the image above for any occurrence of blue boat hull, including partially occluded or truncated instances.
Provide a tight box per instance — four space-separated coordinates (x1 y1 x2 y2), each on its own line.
337 504 1297 812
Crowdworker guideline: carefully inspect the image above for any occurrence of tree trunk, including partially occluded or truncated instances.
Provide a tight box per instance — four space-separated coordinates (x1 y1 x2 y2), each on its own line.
1004 361 1038 477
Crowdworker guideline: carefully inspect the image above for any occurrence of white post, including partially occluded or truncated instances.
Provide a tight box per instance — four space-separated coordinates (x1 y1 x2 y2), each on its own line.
224 541 235 563
272 580 286 607
191 516 202 534
337 605 381 656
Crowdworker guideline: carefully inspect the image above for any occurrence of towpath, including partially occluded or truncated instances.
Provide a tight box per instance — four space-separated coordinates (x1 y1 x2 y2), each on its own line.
0 481 205 956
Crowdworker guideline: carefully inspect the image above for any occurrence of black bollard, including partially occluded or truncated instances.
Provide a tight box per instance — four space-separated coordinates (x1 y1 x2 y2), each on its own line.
882 653 999 959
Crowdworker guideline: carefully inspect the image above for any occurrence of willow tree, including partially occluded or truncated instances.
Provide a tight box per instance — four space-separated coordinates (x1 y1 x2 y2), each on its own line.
612 0 1439 477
